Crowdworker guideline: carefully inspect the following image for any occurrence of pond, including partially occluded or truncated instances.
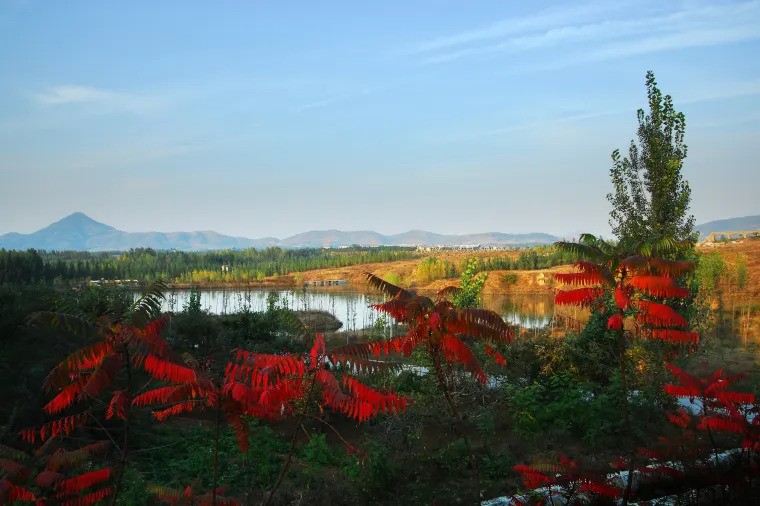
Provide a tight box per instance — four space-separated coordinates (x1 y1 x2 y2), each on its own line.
160 288 557 330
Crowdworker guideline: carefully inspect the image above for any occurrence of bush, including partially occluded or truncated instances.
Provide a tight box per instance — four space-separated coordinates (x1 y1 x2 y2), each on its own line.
502 273 519 285
505 372 621 447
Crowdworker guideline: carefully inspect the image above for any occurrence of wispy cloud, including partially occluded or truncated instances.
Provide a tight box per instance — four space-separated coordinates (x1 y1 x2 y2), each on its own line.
411 1 760 66
409 1 628 55
423 77 760 146
294 80 405 114
35 85 113 104
32 85 167 115
297 96 341 112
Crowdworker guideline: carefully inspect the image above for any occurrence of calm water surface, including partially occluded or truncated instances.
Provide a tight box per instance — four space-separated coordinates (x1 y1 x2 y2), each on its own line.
160 289 556 330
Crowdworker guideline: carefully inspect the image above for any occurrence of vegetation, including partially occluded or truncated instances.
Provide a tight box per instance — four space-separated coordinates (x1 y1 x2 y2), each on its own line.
1 71 758 505
13 246 418 284
451 258 488 308
608 71 695 245
0 244 583 288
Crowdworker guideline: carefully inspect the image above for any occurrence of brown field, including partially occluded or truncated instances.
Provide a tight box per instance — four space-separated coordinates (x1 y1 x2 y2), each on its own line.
697 238 760 301
286 249 572 295
171 239 760 304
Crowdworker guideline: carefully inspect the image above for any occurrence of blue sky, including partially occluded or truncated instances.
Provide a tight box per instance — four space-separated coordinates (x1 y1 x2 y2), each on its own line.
1 0 759 239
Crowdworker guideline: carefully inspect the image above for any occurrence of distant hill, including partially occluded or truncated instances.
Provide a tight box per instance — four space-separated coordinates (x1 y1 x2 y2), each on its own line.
0 213 269 251
695 215 760 238
0 213 559 251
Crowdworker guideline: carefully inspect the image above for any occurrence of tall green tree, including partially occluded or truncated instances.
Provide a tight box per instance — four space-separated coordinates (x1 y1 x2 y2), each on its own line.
608 71 695 245
452 258 487 309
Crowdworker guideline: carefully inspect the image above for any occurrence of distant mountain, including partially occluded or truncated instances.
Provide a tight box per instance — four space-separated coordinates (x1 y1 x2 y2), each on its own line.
279 230 387 248
0 212 559 251
388 230 557 247
0 213 267 251
695 215 760 238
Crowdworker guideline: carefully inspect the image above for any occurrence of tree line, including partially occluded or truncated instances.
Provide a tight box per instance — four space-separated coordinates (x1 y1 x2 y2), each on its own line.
1 244 581 286
0 246 419 284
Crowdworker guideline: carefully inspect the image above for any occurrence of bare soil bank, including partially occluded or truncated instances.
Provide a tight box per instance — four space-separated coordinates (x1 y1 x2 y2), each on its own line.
168 240 760 301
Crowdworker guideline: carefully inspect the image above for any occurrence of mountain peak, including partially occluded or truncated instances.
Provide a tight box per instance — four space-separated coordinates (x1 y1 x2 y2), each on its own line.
64 211 90 219
47 212 116 233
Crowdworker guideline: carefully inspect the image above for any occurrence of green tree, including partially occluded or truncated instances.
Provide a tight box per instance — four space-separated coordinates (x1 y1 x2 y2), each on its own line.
608 71 695 245
736 253 749 291
453 258 487 309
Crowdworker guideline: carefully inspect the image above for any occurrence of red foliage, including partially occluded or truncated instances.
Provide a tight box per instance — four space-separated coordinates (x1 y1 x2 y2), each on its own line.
441 334 487 383
0 440 112 505
578 481 622 498
55 468 111 496
552 244 696 350
43 378 88 416
105 389 130 420
649 329 699 345
634 301 688 328
553 271 605 287
26 311 173 448
513 453 621 500
0 481 36 503
346 273 512 389
629 275 690 299
607 313 623 330
660 364 760 457
143 355 197 384
485 344 507 365
150 484 240 505
614 287 631 310
21 413 89 444
224 333 408 432
554 288 606 307
58 486 113 506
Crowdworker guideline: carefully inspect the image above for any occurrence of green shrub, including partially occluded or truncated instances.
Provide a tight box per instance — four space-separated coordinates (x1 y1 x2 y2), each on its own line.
502 273 519 285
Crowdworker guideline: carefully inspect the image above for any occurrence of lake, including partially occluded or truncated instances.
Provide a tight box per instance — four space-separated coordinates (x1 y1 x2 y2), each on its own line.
161 288 556 330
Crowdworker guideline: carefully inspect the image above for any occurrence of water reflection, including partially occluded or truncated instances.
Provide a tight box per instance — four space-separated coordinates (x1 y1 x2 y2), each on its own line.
482 294 554 329
161 289 558 330
162 289 387 331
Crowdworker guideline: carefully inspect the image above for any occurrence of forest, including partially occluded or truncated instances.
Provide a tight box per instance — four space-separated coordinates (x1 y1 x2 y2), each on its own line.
0 245 576 286
0 72 758 506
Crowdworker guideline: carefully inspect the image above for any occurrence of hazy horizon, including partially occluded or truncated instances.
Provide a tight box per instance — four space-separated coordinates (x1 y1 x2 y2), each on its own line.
2 1 759 238
1 210 758 242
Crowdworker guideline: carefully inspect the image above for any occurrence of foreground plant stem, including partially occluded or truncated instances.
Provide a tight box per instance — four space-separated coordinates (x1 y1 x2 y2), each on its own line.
619 332 634 506
264 372 318 506
432 348 480 503
212 390 222 506
110 345 133 506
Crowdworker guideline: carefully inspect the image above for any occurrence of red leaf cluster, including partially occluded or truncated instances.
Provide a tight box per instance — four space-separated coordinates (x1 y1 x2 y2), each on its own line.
659 364 760 454
607 313 623 330
513 453 621 500
224 333 408 429
629 275 690 299
634 301 688 328
150 484 240 506
0 440 112 505
485 344 507 365
554 288 606 307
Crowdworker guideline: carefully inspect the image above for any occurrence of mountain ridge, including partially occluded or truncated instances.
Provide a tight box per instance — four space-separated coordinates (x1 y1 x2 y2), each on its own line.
694 215 760 238
0 213 558 251
4 212 756 251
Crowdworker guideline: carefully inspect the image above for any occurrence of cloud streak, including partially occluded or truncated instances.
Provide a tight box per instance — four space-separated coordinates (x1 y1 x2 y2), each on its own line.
412 1 760 66
32 85 167 115
409 1 630 55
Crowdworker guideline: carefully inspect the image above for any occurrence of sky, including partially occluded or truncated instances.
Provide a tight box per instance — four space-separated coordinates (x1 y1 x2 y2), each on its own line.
1 0 759 239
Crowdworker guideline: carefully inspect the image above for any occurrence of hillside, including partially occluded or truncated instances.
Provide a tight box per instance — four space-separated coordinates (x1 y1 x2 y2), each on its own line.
695 214 760 238
0 213 266 251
